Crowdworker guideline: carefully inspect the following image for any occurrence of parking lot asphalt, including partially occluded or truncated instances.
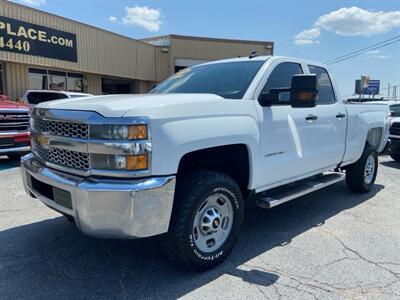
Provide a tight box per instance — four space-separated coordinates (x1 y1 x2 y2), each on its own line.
1 155 399 300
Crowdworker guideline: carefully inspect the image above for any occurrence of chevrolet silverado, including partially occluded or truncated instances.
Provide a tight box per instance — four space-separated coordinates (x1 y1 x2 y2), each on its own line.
21 56 389 270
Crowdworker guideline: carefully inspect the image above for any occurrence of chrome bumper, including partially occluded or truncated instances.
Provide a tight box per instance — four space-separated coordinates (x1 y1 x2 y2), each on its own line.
0 145 31 154
21 153 176 239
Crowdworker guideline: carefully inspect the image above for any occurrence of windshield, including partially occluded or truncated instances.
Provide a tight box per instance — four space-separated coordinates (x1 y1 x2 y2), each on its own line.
390 104 400 117
151 61 265 99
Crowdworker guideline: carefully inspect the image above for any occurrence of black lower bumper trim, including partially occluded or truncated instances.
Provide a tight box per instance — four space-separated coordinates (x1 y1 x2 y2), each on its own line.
28 174 73 210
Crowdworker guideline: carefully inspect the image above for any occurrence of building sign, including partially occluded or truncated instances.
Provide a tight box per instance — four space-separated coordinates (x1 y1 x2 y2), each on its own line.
0 16 77 62
355 78 380 95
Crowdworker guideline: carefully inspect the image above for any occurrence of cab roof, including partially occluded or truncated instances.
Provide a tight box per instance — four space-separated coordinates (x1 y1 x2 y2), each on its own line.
197 55 329 69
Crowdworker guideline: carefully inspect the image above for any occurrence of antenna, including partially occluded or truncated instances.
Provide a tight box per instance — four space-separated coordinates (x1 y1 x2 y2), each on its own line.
249 50 258 59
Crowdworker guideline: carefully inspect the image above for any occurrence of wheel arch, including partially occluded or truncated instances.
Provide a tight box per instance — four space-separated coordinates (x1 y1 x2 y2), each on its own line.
176 144 254 197
366 127 384 151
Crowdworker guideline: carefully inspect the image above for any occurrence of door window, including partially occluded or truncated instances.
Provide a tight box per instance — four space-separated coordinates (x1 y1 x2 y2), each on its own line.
26 92 68 105
308 65 336 105
261 62 303 105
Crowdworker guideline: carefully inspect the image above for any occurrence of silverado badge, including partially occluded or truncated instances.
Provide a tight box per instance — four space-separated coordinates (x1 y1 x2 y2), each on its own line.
37 134 49 147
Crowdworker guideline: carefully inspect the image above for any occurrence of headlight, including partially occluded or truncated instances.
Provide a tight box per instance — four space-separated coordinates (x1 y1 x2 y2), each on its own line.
88 119 150 173
91 124 148 140
91 154 149 171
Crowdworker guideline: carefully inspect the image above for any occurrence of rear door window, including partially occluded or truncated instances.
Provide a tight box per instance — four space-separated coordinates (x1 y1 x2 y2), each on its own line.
26 92 68 105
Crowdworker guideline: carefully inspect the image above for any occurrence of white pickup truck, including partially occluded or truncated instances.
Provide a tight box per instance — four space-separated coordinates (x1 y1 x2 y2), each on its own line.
21 56 389 271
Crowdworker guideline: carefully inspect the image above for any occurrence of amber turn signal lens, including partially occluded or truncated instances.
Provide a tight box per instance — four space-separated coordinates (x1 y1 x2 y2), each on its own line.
128 125 147 140
126 155 148 170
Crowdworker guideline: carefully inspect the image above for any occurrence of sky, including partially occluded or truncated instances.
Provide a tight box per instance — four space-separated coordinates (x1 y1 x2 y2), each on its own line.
11 0 400 99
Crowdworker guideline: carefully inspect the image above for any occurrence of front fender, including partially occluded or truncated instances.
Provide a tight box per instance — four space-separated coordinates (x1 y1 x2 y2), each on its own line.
151 115 260 189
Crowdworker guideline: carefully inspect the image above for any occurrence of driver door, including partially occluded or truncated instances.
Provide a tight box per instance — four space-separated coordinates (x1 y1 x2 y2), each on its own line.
256 62 321 189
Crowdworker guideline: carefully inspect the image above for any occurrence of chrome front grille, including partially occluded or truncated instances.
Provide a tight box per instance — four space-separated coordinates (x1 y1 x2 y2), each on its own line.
32 139 90 171
34 118 89 139
30 109 151 177
0 110 30 132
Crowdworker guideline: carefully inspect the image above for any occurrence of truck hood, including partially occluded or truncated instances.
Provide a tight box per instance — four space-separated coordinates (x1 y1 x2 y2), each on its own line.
36 94 225 117
0 100 28 110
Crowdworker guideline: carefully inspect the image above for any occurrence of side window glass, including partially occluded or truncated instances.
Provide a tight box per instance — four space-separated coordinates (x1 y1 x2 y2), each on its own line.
27 92 67 104
261 62 303 105
308 65 336 105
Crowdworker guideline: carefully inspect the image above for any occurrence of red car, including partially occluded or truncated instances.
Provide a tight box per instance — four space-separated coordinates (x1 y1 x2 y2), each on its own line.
0 95 31 159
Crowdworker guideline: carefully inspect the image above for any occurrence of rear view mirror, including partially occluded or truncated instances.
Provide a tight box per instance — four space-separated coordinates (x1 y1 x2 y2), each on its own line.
290 75 318 108
258 88 291 107
258 92 276 107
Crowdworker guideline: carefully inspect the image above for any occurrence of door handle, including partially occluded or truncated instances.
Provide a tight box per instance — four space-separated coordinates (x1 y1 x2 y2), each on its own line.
305 114 318 121
336 113 346 119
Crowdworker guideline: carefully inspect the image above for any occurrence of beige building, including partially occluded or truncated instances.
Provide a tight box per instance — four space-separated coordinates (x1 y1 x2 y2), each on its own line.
0 1 273 100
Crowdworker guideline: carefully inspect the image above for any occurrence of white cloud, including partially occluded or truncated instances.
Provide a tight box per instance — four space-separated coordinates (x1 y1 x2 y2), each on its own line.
315 6 400 36
294 6 400 45
109 16 117 23
122 6 162 32
365 50 380 55
17 0 46 6
294 28 321 45
364 50 391 60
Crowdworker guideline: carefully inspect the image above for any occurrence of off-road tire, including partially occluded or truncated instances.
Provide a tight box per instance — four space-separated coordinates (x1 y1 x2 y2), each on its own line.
346 144 378 193
162 170 244 271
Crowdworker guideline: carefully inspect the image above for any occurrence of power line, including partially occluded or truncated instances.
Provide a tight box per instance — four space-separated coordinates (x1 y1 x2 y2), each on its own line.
324 35 400 64
324 35 400 65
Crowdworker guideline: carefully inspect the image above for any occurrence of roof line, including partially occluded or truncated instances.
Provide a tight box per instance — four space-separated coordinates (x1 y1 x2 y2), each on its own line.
3 1 153 48
141 34 274 46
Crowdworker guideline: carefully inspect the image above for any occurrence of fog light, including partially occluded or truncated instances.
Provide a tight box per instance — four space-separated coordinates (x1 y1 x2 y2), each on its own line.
115 155 127 169
90 154 149 171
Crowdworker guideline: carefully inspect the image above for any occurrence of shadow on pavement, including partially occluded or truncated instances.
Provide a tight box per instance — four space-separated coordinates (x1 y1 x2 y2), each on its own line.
0 182 383 299
380 160 400 170
0 156 20 171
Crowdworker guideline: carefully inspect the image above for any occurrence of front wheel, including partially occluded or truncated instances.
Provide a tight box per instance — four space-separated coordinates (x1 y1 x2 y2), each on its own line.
346 144 378 193
162 170 244 271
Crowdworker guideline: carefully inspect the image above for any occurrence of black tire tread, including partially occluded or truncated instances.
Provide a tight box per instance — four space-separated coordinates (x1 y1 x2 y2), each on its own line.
346 144 378 193
162 170 243 271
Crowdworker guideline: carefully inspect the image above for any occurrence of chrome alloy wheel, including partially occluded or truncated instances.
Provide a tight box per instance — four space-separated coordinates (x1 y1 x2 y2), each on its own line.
192 193 234 253
364 153 376 184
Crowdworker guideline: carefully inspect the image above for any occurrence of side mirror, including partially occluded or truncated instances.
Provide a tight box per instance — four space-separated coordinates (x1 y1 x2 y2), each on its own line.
258 92 276 107
290 74 318 108
258 88 291 107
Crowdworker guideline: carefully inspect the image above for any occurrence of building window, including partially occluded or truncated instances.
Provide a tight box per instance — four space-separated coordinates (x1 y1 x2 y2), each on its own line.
67 73 84 92
29 68 48 90
28 68 84 92
0 64 3 95
102 77 133 94
49 70 67 91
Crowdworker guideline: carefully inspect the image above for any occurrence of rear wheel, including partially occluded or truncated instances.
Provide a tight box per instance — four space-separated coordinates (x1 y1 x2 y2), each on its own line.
346 144 378 193
162 170 244 271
